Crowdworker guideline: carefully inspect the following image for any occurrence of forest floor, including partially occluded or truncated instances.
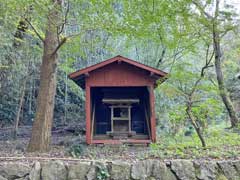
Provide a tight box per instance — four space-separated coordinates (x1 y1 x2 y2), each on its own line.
0 125 240 162
0 125 149 162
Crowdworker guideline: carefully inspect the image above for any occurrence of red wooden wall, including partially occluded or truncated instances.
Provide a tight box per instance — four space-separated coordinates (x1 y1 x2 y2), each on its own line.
85 62 157 144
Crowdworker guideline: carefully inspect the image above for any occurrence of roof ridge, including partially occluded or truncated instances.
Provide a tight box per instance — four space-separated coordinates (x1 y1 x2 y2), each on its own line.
69 55 168 80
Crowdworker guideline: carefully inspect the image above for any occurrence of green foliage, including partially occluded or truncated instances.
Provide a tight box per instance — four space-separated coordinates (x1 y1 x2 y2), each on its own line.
96 164 110 180
0 0 240 156
149 123 240 159
68 144 85 158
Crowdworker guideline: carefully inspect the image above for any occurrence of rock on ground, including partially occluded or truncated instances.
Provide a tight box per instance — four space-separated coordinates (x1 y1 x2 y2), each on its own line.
29 161 41 180
68 161 91 180
194 160 219 180
0 175 7 180
171 160 196 180
131 159 177 180
109 160 131 180
152 160 176 180
218 161 240 180
0 162 30 180
131 159 155 179
41 160 67 180
0 159 239 180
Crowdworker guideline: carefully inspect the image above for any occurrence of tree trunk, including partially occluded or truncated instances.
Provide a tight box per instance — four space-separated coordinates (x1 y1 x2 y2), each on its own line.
27 0 62 152
28 76 33 115
12 80 26 139
63 72 68 125
212 24 239 128
186 105 206 148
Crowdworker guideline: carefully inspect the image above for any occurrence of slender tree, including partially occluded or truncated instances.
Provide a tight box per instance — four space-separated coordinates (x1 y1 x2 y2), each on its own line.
185 45 214 147
192 0 239 127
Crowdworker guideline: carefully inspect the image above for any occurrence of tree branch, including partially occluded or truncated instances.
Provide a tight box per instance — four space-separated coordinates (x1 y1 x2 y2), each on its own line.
192 0 212 19
201 45 214 77
214 0 219 19
58 0 70 35
189 45 214 96
51 37 67 57
24 18 44 42
156 46 166 68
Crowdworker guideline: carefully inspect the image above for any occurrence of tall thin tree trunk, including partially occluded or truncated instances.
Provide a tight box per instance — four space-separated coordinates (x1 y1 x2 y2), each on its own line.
12 80 26 139
212 24 239 128
192 0 239 127
184 45 213 148
63 72 68 125
27 0 62 152
186 105 206 148
28 76 32 115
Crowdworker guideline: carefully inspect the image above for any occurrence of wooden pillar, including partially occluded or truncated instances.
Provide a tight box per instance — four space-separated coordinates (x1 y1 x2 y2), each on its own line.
149 85 156 142
110 106 113 132
85 85 91 144
128 106 131 133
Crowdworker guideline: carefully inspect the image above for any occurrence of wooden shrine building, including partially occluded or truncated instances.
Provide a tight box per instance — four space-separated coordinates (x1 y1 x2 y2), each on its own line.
68 55 167 144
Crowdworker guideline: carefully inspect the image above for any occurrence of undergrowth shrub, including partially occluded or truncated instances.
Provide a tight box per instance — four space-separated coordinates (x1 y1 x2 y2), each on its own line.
68 144 85 157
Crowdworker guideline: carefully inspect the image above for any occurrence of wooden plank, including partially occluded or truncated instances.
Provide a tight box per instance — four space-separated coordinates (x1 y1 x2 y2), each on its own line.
94 134 148 140
92 139 151 144
110 105 132 108
102 98 139 104
87 63 155 87
149 85 156 142
85 85 91 144
106 131 136 136
111 106 113 132
91 102 96 141
112 118 130 121
144 102 151 140
128 106 131 133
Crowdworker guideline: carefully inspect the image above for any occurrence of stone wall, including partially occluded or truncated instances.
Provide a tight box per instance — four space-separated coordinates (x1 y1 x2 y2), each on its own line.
0 159 240 180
